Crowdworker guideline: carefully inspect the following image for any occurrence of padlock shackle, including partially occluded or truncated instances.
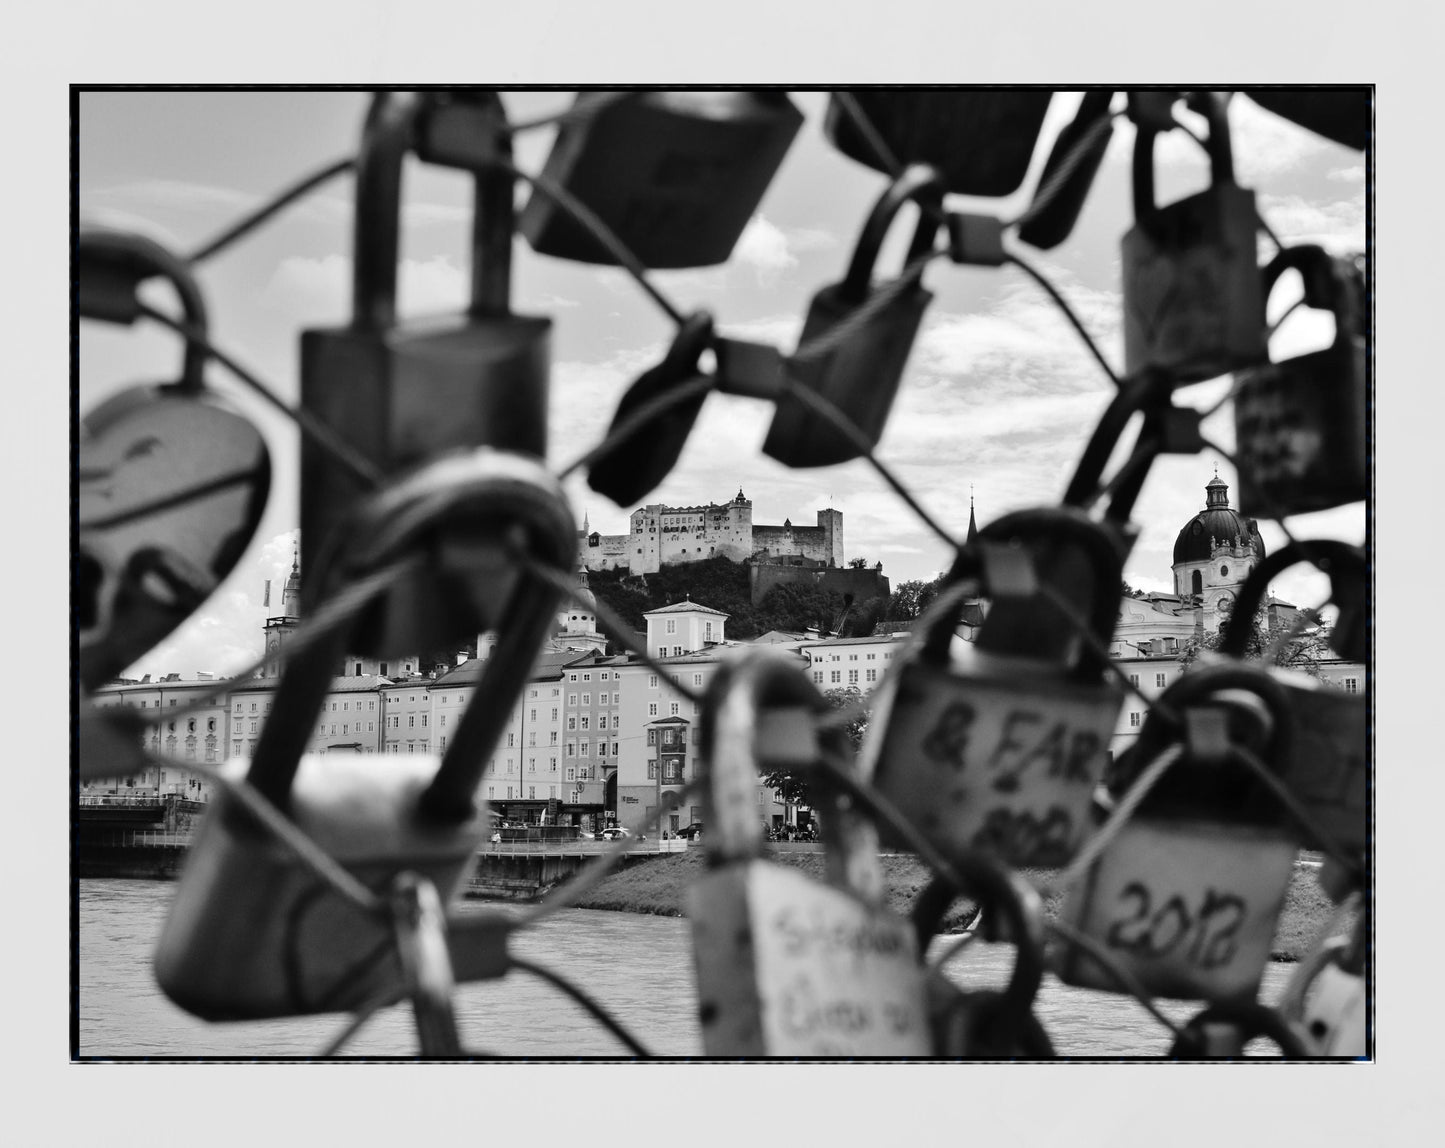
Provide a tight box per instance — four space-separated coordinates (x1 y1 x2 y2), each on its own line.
911 854 1048 1023
353 91 424 331
1167 1001 1312 1059
1063 369 1172 513
1217 540 1367 662
77 228 210 389
980 508 1129 647
1132 91 1235 224
699 649 830 864
456 92 515 317
840 164 945 303
1260 244 1365 344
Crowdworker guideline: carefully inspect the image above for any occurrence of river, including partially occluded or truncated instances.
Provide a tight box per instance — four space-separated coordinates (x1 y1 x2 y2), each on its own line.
78 879 1297 1059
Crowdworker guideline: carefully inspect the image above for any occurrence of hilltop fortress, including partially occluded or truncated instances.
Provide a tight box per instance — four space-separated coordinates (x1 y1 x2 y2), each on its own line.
580 489 845 575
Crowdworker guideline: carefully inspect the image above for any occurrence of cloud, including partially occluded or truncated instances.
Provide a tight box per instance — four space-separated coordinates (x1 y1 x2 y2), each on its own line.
1328 164 1366 185
261 253 469 323
1257 193 1366 254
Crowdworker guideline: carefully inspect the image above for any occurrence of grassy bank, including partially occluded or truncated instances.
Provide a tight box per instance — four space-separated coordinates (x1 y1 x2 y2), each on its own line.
568 847 1351 962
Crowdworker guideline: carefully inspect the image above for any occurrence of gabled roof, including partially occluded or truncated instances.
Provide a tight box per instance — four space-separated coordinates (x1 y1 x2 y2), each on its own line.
644 600 730 618
430 647 593 689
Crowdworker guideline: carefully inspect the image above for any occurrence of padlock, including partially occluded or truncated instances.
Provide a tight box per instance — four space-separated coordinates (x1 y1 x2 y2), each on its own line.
1212 540 1369 864
1121 92 1267 384
762 165 943 469
914 861 1055 1058
1167 1001 1312 1058
155 450 574 1019
1232 246 1367 517
1017 89 1117 251
299 90 549 581
1056 664 1300 1002
587 311 715 507
1245 88 1371 151
685 650 930 1056
1278 914 1368 1057
857 509 1129 869
77 229 270 692
824 90 1054 196
519 90 803 269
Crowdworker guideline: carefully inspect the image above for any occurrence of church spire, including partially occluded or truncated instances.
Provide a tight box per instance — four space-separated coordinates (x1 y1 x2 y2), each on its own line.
966 487 978 545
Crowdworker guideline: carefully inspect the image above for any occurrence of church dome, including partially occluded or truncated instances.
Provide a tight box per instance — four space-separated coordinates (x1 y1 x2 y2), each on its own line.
1172 474 1266 565
573 567 597 612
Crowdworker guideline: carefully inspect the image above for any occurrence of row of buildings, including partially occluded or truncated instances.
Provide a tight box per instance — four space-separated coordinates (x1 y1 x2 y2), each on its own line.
85 476 1365 836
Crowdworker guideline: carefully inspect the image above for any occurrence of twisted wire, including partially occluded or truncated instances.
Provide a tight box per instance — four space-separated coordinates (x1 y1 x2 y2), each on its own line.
188 157 356 265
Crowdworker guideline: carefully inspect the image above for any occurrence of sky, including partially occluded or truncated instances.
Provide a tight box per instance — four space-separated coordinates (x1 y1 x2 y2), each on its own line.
76 89 1368 680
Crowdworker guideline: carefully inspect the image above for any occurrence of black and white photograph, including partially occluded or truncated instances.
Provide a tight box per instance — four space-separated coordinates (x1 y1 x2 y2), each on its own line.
73 83 1371 1064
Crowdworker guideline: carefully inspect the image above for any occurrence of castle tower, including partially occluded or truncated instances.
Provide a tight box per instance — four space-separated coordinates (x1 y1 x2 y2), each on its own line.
1170 470 1266 631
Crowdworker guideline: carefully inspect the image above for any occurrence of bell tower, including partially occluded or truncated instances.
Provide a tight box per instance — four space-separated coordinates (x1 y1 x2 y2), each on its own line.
262 552 302 675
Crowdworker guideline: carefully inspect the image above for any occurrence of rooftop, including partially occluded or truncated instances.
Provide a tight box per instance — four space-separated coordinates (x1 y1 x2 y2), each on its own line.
644 599 731 618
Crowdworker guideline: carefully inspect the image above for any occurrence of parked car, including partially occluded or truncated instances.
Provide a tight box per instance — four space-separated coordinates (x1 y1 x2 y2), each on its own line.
675 823 705 840
598 826 631 841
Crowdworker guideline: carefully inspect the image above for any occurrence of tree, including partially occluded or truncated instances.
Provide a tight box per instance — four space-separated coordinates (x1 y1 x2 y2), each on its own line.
1178 604 1339 682
759 687 870 809
887 576 944 621
847 557 871 569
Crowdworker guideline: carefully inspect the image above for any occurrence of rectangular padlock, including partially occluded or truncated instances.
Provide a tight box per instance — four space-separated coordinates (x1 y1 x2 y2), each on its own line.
824 90 1053 196
763 167 942 468
154 754 489 1020
864 647 1123 869
859 511 1128 869
1233 248 1367 517
300 91 549 579
520 90 803 269
1056 817 1297 1002
1121 94 1266 384
687 651 930 1056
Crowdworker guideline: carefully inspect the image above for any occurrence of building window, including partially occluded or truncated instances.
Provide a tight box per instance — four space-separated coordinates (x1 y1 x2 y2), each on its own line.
529 758 536 773
1129 712 1141 727
582 694 590 706
866 668 877 683
581 717 590 730
814 671 823 683
647 730 656 746
568 717 577 730
567 767 576 782
507 732 515 747
693 673 703 686
581 741 590 755
551 708 559 721
666 619 676 635
705 622 713 641
1129 674 1139 687
848 670 859 684
648 762 657 780
670 702 680 716
528 732 536 746
530 709 537 722
569 674 578 682
568 694 578 706
567 743 575 757
409 716 415 728
1344 678 1358 693
649 703 658 716
649 675 658 688
583 674 591 682
1156 673 1167 688
601 673 609 681
421 714 428 727
440 714 447 727
831 671 841 684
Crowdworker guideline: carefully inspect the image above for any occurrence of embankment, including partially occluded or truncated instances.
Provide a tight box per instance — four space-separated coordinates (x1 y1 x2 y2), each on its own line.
562 847 1348 962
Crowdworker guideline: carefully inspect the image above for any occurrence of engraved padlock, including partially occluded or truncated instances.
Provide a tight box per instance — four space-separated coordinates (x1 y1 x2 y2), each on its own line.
685 650 930 1056
1233 246 1367 517
1212 540 1369 864
824 90 1054 196
1278 914 1368 1057
299 90 549 579
1056 665 1300 1003
1121 92 1267 384
914 860 1055 1058
154 450 575 1019
77 229 270 692
857 508 1129 869
520 90 803 268
763 165 943 469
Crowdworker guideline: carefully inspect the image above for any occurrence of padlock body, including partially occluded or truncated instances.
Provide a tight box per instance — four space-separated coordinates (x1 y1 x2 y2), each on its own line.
864 650 1123 868
299 313 550 579
1275 679 1368 856
824 91 1053 196
1300 962 1367 1056
1122 182 1265 383
154 755 488 1020
686 861 930 1056
1057 818 1296 1002
763 282 931 468
1233 336 1367 516
521 92 803 269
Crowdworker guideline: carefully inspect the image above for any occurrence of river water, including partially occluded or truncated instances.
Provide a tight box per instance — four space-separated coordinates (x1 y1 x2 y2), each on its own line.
78 879 1297 1059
